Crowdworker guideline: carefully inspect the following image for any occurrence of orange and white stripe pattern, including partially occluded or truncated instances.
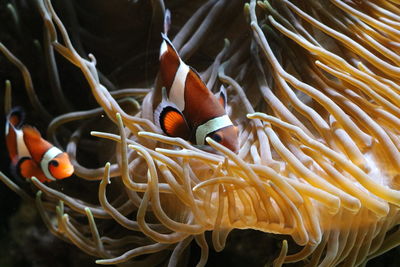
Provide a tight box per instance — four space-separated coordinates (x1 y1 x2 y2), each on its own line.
154 34 239 152
5 108 74 182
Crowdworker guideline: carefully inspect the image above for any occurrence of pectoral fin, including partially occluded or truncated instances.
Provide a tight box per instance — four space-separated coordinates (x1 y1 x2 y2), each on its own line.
18 157 47 182
154 97 190 140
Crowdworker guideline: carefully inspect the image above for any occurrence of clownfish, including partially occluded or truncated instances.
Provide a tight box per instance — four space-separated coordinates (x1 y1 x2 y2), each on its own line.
5 108 74 183
154 32 239 153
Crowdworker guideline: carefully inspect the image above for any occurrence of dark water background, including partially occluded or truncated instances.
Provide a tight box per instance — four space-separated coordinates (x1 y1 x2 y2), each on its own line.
0 0 399 266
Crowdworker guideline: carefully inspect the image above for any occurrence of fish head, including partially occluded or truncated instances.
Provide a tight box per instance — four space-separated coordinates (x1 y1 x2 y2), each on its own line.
208 125 239 153
48 152 74 179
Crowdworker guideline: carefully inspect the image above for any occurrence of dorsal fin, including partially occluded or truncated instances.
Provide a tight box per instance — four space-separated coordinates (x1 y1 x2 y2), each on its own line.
161 33 178 55
22 125 42 140
215 85 227 110
159 33 181 90
22 125 53 162
184 66 212 98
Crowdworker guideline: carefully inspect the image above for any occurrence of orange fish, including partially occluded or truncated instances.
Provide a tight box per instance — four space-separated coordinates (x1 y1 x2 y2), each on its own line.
5 108 74 182
154 29 239 152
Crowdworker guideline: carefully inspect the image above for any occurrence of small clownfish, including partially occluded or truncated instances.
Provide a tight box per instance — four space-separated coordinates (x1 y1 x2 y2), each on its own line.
154 33 239 153
5 108 74 183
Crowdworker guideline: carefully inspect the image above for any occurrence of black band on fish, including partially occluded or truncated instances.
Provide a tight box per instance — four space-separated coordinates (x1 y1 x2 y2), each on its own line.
16 157 31 178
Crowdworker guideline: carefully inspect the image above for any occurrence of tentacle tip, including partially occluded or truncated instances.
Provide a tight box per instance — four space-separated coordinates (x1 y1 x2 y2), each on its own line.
298 145 309 152
243 3 250 14
192 185 200 192
31 176 40 183
127 144 137 150
103 162 111 184
223 38 230 47
246 113 258 119
56 205 64 216
36 190 43 198
350 202 362 213
257 1 266 8
95 260 107 265
328 206 340 215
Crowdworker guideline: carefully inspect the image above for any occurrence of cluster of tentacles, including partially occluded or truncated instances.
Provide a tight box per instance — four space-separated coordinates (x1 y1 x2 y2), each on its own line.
1 0 400 266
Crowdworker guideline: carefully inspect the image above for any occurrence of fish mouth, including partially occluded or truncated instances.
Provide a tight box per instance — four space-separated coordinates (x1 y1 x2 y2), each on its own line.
59 164 75 179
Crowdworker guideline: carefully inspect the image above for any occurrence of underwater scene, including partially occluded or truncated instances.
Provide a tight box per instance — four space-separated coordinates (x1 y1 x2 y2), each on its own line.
1 0 400 266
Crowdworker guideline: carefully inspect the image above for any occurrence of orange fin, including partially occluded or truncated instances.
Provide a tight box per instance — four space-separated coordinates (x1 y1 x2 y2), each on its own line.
22 125 53 162
161 33 177 54
154 97 190 140
186 66 210 95
22 125 42 140
159 34 181 90
161 108 190 138
18 158 47 182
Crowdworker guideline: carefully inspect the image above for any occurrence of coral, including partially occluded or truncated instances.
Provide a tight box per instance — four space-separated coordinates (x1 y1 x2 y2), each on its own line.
1 0 400 266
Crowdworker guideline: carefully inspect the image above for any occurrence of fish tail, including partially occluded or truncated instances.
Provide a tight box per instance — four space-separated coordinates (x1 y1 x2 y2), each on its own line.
7 106 25 129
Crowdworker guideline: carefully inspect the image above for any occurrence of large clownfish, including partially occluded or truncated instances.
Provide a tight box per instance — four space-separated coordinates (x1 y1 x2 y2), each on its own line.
154 31 239 153
5 108 74 183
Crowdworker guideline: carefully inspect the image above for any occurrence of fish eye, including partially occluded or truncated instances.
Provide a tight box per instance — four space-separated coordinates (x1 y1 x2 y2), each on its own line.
50 160 59 167
210 133 222 143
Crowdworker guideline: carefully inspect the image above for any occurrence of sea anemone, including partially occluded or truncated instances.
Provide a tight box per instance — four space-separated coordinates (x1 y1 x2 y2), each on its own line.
1 0 400 266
